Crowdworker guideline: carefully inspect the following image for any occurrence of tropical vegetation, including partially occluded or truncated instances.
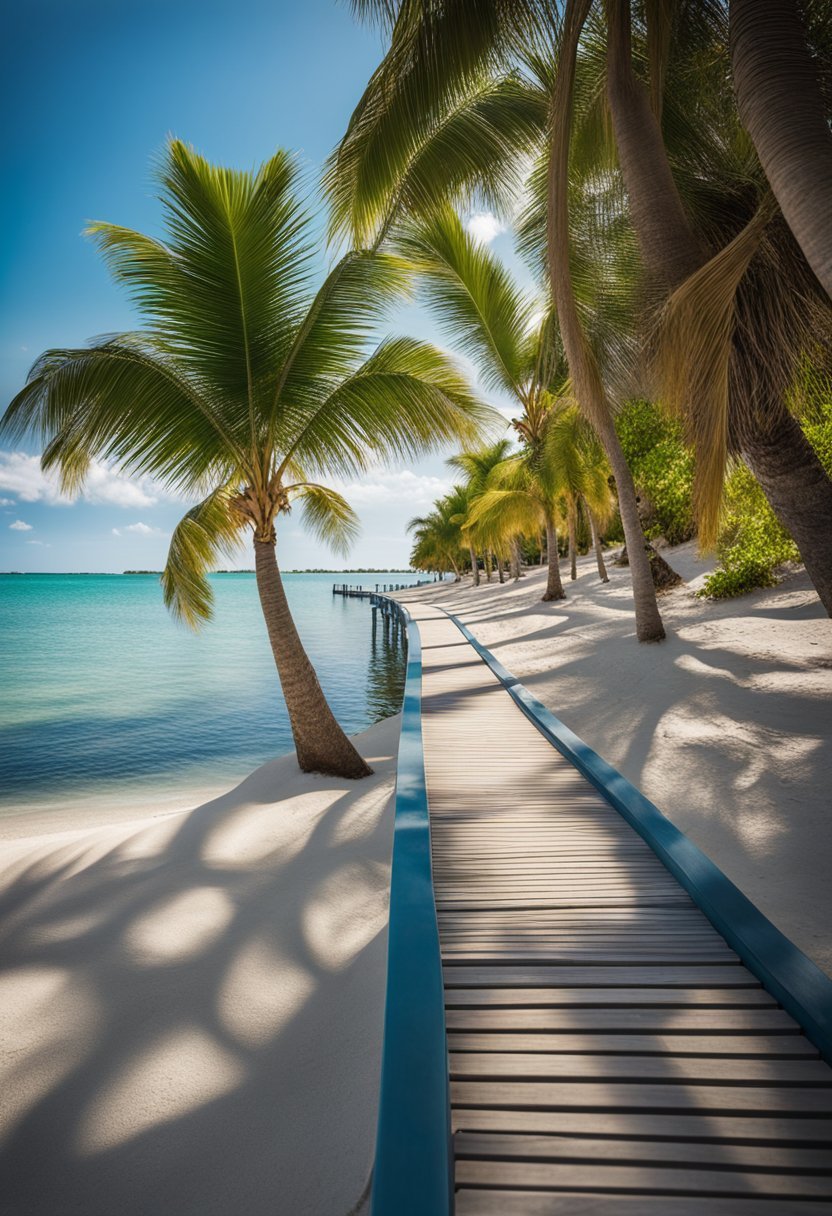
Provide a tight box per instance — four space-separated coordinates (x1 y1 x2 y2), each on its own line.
1 141 492 778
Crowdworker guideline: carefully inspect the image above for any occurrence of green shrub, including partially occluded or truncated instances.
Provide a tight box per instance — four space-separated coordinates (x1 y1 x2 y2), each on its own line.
699 464 798 599
616 400 695 545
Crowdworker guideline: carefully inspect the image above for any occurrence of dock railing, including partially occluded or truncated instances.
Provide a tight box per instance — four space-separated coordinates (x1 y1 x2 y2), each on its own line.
370 597 452 1216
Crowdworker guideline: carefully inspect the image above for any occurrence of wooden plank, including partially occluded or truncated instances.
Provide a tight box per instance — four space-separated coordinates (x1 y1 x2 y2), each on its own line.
444 988 780 1009
445 1008 797 1033
454 1131 832 1170
451 1107 832 1144
455 1189 832 1215
451 1079 832 1113
447 1033 817 1057
456 1158 832 1198
443 966 759 988
449 1053 832 1085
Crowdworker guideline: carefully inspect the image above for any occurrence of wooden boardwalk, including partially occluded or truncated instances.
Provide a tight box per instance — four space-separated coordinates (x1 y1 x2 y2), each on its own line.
409 601 832 1214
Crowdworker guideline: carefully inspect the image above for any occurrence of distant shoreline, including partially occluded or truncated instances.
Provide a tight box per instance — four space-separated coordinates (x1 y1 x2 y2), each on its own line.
1 568 417 576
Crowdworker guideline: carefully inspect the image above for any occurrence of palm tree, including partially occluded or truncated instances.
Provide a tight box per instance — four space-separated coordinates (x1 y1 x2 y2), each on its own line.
329 3 667 640
544 402 614 581
396 207 585 601
601 0 832 613
408 486 470 578
1 141 492 778
447 438 514 584
466 447 567 602
730 0 832 301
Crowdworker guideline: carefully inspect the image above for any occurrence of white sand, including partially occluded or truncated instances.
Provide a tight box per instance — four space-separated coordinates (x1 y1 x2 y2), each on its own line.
0 716 399 1216
399 544 832 976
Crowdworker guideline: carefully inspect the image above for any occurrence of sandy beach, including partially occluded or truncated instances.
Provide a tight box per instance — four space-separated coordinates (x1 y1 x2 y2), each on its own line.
0 717 398 1216
2 547 831 1214
398 543 832 976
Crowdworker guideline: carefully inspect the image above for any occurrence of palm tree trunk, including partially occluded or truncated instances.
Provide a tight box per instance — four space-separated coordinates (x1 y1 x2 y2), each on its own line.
254 537 372 778
730 0 832 301
542 514 566 602
469 544 480 586
548 0 665 640
568 501 578 580
605 0 704 289
586 500 610 583
485 552 493 582
607 0 832 610
739 411 832 615
510 537 522 581
539 532 545 564
497 555 505 584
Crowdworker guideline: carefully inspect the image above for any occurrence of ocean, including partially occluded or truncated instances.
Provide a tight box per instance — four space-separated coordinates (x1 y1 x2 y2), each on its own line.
0 571 426 820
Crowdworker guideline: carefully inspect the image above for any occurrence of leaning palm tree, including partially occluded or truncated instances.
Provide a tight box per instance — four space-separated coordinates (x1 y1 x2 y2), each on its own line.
730 0 832 301
395 207 583 601
329 4 667 640
1 141 492 778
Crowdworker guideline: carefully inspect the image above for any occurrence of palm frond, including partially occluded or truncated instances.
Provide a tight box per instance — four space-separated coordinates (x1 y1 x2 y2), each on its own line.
657 197 775 545
161 488 246 628
289 482 361 557
282 336 499 477
395 207 536 396
2 337 239 494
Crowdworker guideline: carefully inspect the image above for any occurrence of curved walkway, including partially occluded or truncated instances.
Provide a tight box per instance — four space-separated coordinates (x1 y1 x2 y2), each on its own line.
409 601 832 1214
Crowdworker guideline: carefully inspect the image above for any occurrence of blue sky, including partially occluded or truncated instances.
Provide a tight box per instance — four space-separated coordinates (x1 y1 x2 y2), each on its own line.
1 0 525 572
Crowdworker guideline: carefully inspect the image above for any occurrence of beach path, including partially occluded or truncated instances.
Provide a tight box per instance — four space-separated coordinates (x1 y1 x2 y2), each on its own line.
407 601 832 1214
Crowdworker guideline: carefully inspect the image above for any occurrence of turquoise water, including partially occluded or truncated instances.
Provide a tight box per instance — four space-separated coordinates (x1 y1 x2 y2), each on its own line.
0 572 422 818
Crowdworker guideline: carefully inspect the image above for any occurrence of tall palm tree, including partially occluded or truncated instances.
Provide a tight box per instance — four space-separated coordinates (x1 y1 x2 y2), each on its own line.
601 0 832 613
1 141 492 778
447 438 514 584
395 207 584 601
329 3 667 640
730 0 832 301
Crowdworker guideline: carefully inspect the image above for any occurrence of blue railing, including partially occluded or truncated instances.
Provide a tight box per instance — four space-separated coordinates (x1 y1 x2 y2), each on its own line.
371 600 452 1216
442 606 832 1067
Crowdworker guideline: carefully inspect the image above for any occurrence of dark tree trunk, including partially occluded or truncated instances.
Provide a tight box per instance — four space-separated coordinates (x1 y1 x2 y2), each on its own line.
606 0 705 289
730 0 832 300
254 538 372 778
469 544 480 586
568 503 578 580
497 556 505 584
542 515 566 601
740 411 832 615
549 0 665 640
586 500 610 582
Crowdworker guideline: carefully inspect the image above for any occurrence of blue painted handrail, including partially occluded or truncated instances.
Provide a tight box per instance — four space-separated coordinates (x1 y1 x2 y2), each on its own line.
441 606 832 1066
371 601 452 1216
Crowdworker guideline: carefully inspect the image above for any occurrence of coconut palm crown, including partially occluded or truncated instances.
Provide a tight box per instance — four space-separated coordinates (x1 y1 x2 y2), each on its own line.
1 141 493 778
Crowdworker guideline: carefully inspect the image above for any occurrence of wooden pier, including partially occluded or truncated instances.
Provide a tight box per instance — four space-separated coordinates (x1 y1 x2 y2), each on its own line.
372 597 832 1215
332 579 434 598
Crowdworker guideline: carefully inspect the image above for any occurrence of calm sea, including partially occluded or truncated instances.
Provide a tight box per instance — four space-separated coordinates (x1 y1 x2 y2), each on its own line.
0 571 424 820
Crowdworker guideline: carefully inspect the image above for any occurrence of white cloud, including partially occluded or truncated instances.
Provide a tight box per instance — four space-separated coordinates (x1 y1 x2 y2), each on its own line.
0 450 183 510
465 212 506 246
0 497 13 507
26 539 49 547
330 469 452 508
9 519 33 531
123 521 165 536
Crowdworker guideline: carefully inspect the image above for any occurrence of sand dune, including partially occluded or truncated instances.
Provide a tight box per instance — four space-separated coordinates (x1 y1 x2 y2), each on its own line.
0 717 398 1216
